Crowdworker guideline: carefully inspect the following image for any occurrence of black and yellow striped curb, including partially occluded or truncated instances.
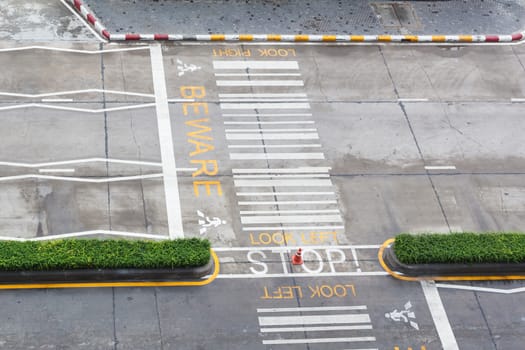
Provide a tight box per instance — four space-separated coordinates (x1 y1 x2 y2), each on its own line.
378 238 525 281
68 0 525 44
0 250 219 290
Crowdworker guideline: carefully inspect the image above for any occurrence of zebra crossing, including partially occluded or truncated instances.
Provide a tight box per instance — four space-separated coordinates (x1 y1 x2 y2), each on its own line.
213 60 344 234
257 306 377 348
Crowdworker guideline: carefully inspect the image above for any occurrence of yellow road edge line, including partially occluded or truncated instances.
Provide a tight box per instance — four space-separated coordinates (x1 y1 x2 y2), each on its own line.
378 238 525 281
0 249 221 290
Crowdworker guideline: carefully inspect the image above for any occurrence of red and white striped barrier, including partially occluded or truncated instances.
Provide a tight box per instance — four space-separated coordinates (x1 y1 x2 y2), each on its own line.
68 0 525 43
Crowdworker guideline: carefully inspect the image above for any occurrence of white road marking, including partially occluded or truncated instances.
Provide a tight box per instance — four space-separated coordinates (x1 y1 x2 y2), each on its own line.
212 245 381 251
221 102 310 109
220 98 309 102
226 128 317 132
263 337 375 345
238 200 337 205
510 98 525 102
215 272 388 279
235 179 332 187
0 46 149 54
436 283 525 294
421 281 459 350
243 225 344 231
213 60 299 70
350 247 362 272
150 44 184 239
228 144 322 148
218 257 235 263
398 98 429 102
219 93 307 98
41 98 73 102
259 314 371 326
231 153 324 160
233 167 331 173
425 165 457 170
240 209 340 214
38 168 75 173
237 192 335 196
226 133 318 140
0 89 155 99
258 306 368 312
217 80 304 87
0 103 156 113
0 230 168 241
223 113 312 117
215 73 302 77
234 174 330 178
260 325 373 332
0 158 162 168
0 174 163 183
224 121 314 125
241 214 342 224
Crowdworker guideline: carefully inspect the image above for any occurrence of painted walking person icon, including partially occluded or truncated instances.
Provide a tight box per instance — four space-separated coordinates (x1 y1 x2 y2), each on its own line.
177 59 201 76
197 210 226 235
385 301 419 330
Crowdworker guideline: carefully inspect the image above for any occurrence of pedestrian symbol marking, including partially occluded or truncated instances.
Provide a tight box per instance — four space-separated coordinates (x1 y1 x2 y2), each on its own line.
197 210 226 235
385 301 419 330
177 59 201 76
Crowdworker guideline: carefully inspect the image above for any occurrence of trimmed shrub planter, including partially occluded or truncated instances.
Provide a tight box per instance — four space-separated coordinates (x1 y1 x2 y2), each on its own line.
383 233 525 277
0 238 212 283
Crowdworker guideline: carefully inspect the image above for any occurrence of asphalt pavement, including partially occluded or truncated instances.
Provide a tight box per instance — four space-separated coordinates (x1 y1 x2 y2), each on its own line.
0 41 525 349
85 0 525 36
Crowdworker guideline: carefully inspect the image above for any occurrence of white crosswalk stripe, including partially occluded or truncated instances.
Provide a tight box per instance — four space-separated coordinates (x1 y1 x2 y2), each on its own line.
214 60 345 234
256 306 376 347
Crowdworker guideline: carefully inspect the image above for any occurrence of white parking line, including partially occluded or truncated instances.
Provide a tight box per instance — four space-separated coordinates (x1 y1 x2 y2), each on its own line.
0 46 149 54
0 174 163 183
0 103 156 113
150 44 184 239
0 158 162 168
421 281 459 350
0 230 168 241
38 168 75 173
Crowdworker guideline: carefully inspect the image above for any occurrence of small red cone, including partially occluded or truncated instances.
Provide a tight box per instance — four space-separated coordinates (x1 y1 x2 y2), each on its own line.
292 248 303 265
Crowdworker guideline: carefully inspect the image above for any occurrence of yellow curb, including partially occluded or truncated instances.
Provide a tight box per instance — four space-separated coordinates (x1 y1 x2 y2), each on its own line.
0 249 220 290
378 238 525 281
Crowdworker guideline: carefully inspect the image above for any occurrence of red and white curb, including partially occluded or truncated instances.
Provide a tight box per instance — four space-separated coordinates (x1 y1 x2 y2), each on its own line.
67 0 525 43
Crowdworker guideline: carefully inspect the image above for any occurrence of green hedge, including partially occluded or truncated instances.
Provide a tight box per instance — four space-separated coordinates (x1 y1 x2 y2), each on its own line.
0 238 211 271
394 233 525 264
